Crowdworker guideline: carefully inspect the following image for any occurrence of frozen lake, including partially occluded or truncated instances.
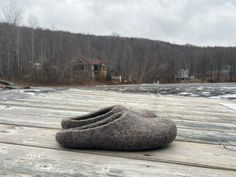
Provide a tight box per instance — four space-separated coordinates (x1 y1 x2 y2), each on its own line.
94 83 236 100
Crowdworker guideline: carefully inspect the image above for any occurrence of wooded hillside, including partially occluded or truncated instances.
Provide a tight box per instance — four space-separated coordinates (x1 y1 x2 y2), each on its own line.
0 22 236 84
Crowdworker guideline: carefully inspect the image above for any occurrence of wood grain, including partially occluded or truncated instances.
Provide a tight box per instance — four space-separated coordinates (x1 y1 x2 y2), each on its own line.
0 143 236 177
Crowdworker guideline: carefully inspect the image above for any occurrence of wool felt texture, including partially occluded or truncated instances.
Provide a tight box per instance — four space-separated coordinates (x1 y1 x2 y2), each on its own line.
61 105 157 129
72 111 125 130
56 111 177 151
61 105 125 129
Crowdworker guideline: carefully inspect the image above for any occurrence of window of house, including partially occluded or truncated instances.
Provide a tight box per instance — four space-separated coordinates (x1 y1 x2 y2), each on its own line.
94 65 99 71
79 64 84 70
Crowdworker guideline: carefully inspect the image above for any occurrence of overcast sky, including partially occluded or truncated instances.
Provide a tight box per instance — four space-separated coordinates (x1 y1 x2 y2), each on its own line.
1 0 236 46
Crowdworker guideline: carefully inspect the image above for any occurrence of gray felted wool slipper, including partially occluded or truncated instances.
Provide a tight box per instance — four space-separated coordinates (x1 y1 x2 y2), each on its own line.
56 111 177 151
61 105 157 129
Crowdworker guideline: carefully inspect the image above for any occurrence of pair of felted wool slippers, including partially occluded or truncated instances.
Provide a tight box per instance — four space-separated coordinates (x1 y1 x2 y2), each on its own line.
56 105 177 151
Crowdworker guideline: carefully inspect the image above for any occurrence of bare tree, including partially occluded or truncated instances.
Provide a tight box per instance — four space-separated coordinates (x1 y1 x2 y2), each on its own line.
27 14 38 28
0 0 3 22
27 14 38 69
0 18 236 83
0 0 24 77
1 0 24 25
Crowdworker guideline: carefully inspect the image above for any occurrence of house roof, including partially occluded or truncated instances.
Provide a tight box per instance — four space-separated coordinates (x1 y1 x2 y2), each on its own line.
86 59 103 65
72 58 105 65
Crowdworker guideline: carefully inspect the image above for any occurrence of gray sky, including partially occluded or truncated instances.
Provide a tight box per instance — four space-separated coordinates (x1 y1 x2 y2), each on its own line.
1 0 236 46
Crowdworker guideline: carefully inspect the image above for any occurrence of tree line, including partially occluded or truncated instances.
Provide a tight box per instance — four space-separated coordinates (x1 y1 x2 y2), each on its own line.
0 1 235 84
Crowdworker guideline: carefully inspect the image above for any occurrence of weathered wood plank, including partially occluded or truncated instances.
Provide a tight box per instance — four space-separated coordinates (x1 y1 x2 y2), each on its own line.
0 88 232 109
0 124 236 171
0 110 236 133
0 143 236 177
5 90 235 112
1 104 235 125
0 88 231 108
0 105 81 117
1 100 235 120
177 128 236 145
12 93 229 109
52 88 235 105
0 169 32 177
172 119 236 132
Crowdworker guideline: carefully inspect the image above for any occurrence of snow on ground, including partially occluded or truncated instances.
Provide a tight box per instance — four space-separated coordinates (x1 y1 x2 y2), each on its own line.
93 83 236 100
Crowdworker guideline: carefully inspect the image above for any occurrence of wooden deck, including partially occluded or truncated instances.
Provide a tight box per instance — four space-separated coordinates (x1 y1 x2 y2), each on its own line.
0 87 236 176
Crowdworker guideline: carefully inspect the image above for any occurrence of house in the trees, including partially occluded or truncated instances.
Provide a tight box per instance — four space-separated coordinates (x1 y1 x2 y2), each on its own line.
70 58 107 82
175 68 189 81
87 59 107 81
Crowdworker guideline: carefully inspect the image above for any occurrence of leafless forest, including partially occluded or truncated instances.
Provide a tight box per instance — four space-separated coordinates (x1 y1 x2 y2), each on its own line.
0 3 236 84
